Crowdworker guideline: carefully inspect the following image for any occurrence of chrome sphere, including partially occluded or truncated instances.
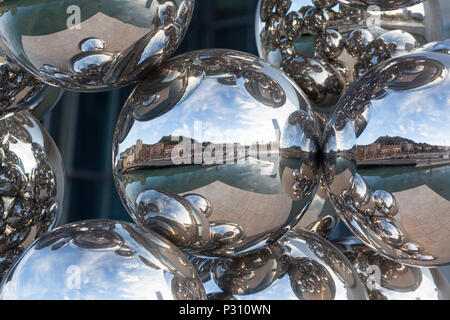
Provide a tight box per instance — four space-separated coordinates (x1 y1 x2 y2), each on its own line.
0 220 206 300
0 0 194 92
414 39 450 55
294 180 339 239
255 0 432 113
194 230 368 300
322 51 450 267
113 49 322 257
337 1 424 11
0 111 64 279
0 50 63 120
335 237 450 300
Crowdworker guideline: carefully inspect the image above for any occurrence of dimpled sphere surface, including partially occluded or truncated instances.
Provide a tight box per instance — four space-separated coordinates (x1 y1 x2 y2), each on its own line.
322 51 450 267
0 50 63 120
193 229 368 300
334 237 450 300
113 49 322 257
0 220 206 300
255 0 430 114
337 0 424 11
0 0 194 92
0 111 64 279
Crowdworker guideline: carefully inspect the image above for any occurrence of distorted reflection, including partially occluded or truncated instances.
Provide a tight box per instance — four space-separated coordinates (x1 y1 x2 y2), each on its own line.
322 51 450 266
0 111 63 281
0 0 194 91
255 0 432 113
0 220 206 300
335 237 450 300
0 48 62 119
113 49 323 257
414 39 450 55
194 229 367 300
337 0 424 10
134 188 210 251
183 194 213 218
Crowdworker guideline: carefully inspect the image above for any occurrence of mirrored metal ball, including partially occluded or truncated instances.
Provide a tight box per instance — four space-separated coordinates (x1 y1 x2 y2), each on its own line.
113 49 322 257
0 111 64 280
0 220 206 300
377 30 418 57
0 50 63 120
414 39 450 55
0 0 194 92
322 51 450 267
335 237 450 300
195 230 368 300
255 0 433 114
337 0 424 11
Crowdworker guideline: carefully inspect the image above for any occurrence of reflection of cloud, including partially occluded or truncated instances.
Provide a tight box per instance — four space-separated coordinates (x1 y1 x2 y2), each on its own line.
358 83 450 147
120 76 298 151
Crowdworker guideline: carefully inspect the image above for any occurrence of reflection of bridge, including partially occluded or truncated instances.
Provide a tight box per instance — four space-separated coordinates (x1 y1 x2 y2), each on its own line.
357 157 450 169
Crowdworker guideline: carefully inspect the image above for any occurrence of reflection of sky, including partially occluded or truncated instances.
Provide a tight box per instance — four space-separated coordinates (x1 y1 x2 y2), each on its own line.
386 4 425 15
6 116 44 174
119 73 298 154
357 83 450 147
0 224 187 300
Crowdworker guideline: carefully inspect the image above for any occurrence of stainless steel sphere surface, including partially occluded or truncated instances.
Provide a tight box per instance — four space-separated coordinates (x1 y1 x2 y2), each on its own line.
0 49 63 120
337 0 424 11
322 50 450 267
414 39 450 55
194 229 368 300
0 111 64 279
334 237 450 300
255 0 436 114
0 220 206 300
0 0 194 92
113 49 323 257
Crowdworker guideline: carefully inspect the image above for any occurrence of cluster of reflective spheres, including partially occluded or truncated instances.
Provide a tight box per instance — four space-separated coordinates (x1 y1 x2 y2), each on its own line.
255 0 432 114
0 0 198 299
113 49 323 258
0 0 195 92
109 46 450 269
323 47 450 267
0 111 64 279
4 44 450 300
0 0 449 301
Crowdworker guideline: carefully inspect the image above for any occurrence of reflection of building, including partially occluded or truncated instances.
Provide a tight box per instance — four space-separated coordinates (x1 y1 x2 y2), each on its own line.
136 139 165 160
119 136 266 170
355 136 448 161
355 143 381 160
381 145 402 156
401 142 414 153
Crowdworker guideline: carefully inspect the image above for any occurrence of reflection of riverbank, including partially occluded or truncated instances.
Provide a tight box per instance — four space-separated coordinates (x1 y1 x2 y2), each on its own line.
360 165 450 200
122 155 277 173
416 158 450 169
357 158 450 169
357 159 416 168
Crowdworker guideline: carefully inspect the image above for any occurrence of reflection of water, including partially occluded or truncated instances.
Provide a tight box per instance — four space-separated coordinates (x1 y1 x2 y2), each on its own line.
360 165 450 199
124 159 285 198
